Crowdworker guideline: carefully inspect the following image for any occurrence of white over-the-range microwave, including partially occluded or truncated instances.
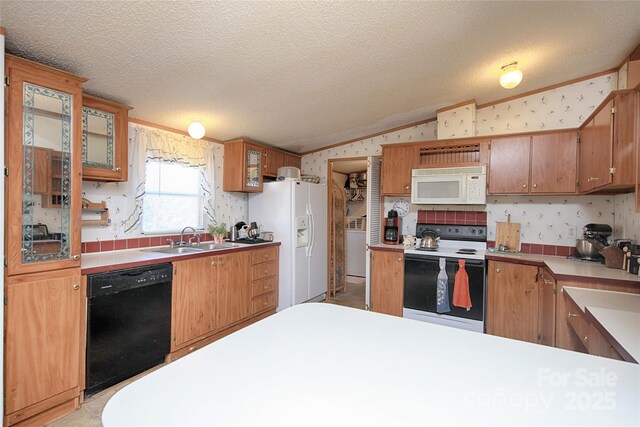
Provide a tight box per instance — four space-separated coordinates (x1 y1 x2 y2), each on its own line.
410 165 486 205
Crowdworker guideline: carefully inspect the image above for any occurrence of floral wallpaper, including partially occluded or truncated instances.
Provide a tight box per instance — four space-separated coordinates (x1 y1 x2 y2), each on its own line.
475 72 617 136
301 121 438 183
81 125 248 242
436 102 476 139
302 70 636 246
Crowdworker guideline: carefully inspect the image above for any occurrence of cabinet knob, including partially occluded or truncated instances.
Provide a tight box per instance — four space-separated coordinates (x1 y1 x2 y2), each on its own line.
398 257 402 262
533 184 537 188
584 336 589 342
567 313 578 318
189 346 195 352
264 254 268 258
72 254 80 261
115 167 122 172
543 279 553 285
522 184 527 188
495 268 501 273
404 185 410 190
73 284 80 290
264 269 268 274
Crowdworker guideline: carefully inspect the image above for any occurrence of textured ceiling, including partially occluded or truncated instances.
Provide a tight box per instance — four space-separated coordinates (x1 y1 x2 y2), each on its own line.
2 1 640 153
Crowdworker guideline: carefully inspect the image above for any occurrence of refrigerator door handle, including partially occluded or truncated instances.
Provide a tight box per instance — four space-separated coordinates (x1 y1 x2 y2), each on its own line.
308 203 315 258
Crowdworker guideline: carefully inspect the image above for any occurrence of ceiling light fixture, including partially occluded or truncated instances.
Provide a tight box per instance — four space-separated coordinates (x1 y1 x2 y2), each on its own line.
188 121 205 139
499 62 523 89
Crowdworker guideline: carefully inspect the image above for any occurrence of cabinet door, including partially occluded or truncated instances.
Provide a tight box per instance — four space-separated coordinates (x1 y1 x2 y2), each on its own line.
488 137 531 194
5 56 83 276
81 95 130 182
244 143 264 192
5 268 83 414
381 146 416 195
215 251 251 330
370 250 404 316
578 119 596 193
612 91 638 186
530 132 577 194
264 148 283 177
538 269 556 347
283 152 302 170
486 261 539 343
590 99 614 190
172 257 215 349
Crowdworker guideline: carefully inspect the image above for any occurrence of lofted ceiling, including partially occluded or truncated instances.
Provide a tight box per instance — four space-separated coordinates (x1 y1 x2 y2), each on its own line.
2 1 640 153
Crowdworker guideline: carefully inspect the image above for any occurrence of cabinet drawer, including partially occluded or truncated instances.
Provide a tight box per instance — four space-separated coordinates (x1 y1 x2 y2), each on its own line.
251 247 277 264
251 261 276 281
251 277 277 298
252 292 276 315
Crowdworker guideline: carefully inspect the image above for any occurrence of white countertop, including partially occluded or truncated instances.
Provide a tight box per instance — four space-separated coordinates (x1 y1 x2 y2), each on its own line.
102 304 640 426
564 287 640 363
487 251 640 284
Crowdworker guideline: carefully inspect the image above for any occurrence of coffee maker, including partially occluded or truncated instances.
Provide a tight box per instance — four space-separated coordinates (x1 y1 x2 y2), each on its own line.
383 209 402 245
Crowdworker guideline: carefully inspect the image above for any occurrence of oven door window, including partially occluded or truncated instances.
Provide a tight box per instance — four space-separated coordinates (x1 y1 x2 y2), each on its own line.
404 255 484 321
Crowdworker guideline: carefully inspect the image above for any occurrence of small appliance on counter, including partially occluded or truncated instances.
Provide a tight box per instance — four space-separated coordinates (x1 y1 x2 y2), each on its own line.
575 223 612 261
383 209 402 245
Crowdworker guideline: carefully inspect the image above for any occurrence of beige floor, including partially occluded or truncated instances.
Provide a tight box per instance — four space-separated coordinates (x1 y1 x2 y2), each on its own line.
47 365 163 427
324 276 366 310
50 277 367 426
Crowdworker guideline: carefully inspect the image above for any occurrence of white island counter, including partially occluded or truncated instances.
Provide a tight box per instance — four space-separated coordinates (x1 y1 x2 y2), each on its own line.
103 304 639 426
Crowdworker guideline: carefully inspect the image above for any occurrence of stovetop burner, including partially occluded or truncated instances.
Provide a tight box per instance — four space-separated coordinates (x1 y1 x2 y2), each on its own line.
457 249 477 254
416 247 439 252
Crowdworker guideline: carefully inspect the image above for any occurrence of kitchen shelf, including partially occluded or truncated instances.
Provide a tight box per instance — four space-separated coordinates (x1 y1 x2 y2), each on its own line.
81 198 110 226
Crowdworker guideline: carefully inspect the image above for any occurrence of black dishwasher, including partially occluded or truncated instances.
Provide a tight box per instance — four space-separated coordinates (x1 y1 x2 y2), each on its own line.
86 263 172 397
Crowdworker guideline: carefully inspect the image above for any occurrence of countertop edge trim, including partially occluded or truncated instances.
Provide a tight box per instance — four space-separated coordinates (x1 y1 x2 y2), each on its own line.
583 307 638 364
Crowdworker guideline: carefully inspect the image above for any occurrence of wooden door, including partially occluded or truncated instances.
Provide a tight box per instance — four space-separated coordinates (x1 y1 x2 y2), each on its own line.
538 268 557 347
530 132 577 194
486 261 539 343
5 268 83 414
243 142 264 192
381 145 417 195
215 251 251 330
488 137 531 194
611 91 638 186
172 257 215 349
370 250 404 316
590 99 614 190
264 147 284 176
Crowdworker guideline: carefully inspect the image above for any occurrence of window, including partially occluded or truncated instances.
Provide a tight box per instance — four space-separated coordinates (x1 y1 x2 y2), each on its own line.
142 159 204 234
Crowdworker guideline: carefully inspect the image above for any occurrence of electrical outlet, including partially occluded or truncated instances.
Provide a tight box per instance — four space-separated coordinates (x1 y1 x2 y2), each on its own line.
567 226 577 238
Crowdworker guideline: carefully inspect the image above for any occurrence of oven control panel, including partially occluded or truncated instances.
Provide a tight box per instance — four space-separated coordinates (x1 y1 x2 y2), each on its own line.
416 223 487 242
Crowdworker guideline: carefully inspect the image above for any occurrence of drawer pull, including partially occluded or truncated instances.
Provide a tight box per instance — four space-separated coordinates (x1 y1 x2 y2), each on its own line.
496 268 501 273
73 284 80 290
264 269 268 274
567 313 578 318
189 346 195 352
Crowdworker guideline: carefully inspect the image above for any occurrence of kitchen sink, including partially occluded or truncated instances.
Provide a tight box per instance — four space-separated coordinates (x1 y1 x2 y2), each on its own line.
143 246 205 255
195 242 240 250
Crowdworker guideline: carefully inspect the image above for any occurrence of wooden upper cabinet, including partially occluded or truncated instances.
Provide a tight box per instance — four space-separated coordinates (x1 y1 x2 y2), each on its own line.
381 145 417 196
223 139 264 192
370 250 404 316
578 91 638 194
5 268 83 417
81 94 131 182
5 55 84 276
283 152 302 170
530 132 577 194
264 147 284 177
486 261 540 343
488 136 531 194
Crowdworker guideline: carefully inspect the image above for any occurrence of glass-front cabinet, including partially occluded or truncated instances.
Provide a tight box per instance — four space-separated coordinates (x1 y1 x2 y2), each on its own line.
5 55 84 275
82 94 131 181
222 139 264 192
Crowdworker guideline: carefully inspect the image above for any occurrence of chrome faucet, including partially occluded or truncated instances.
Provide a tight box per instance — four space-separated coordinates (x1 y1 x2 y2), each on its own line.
179 226 200 246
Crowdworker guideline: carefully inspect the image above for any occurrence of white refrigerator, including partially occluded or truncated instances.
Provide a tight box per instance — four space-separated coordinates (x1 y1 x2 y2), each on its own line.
248 181 327 311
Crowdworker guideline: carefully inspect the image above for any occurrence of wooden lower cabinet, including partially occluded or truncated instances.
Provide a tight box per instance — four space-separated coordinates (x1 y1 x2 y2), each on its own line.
171 247 278 356
4 268 84 426
555 278 640 353
370 250 404 316
486 261 540 343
